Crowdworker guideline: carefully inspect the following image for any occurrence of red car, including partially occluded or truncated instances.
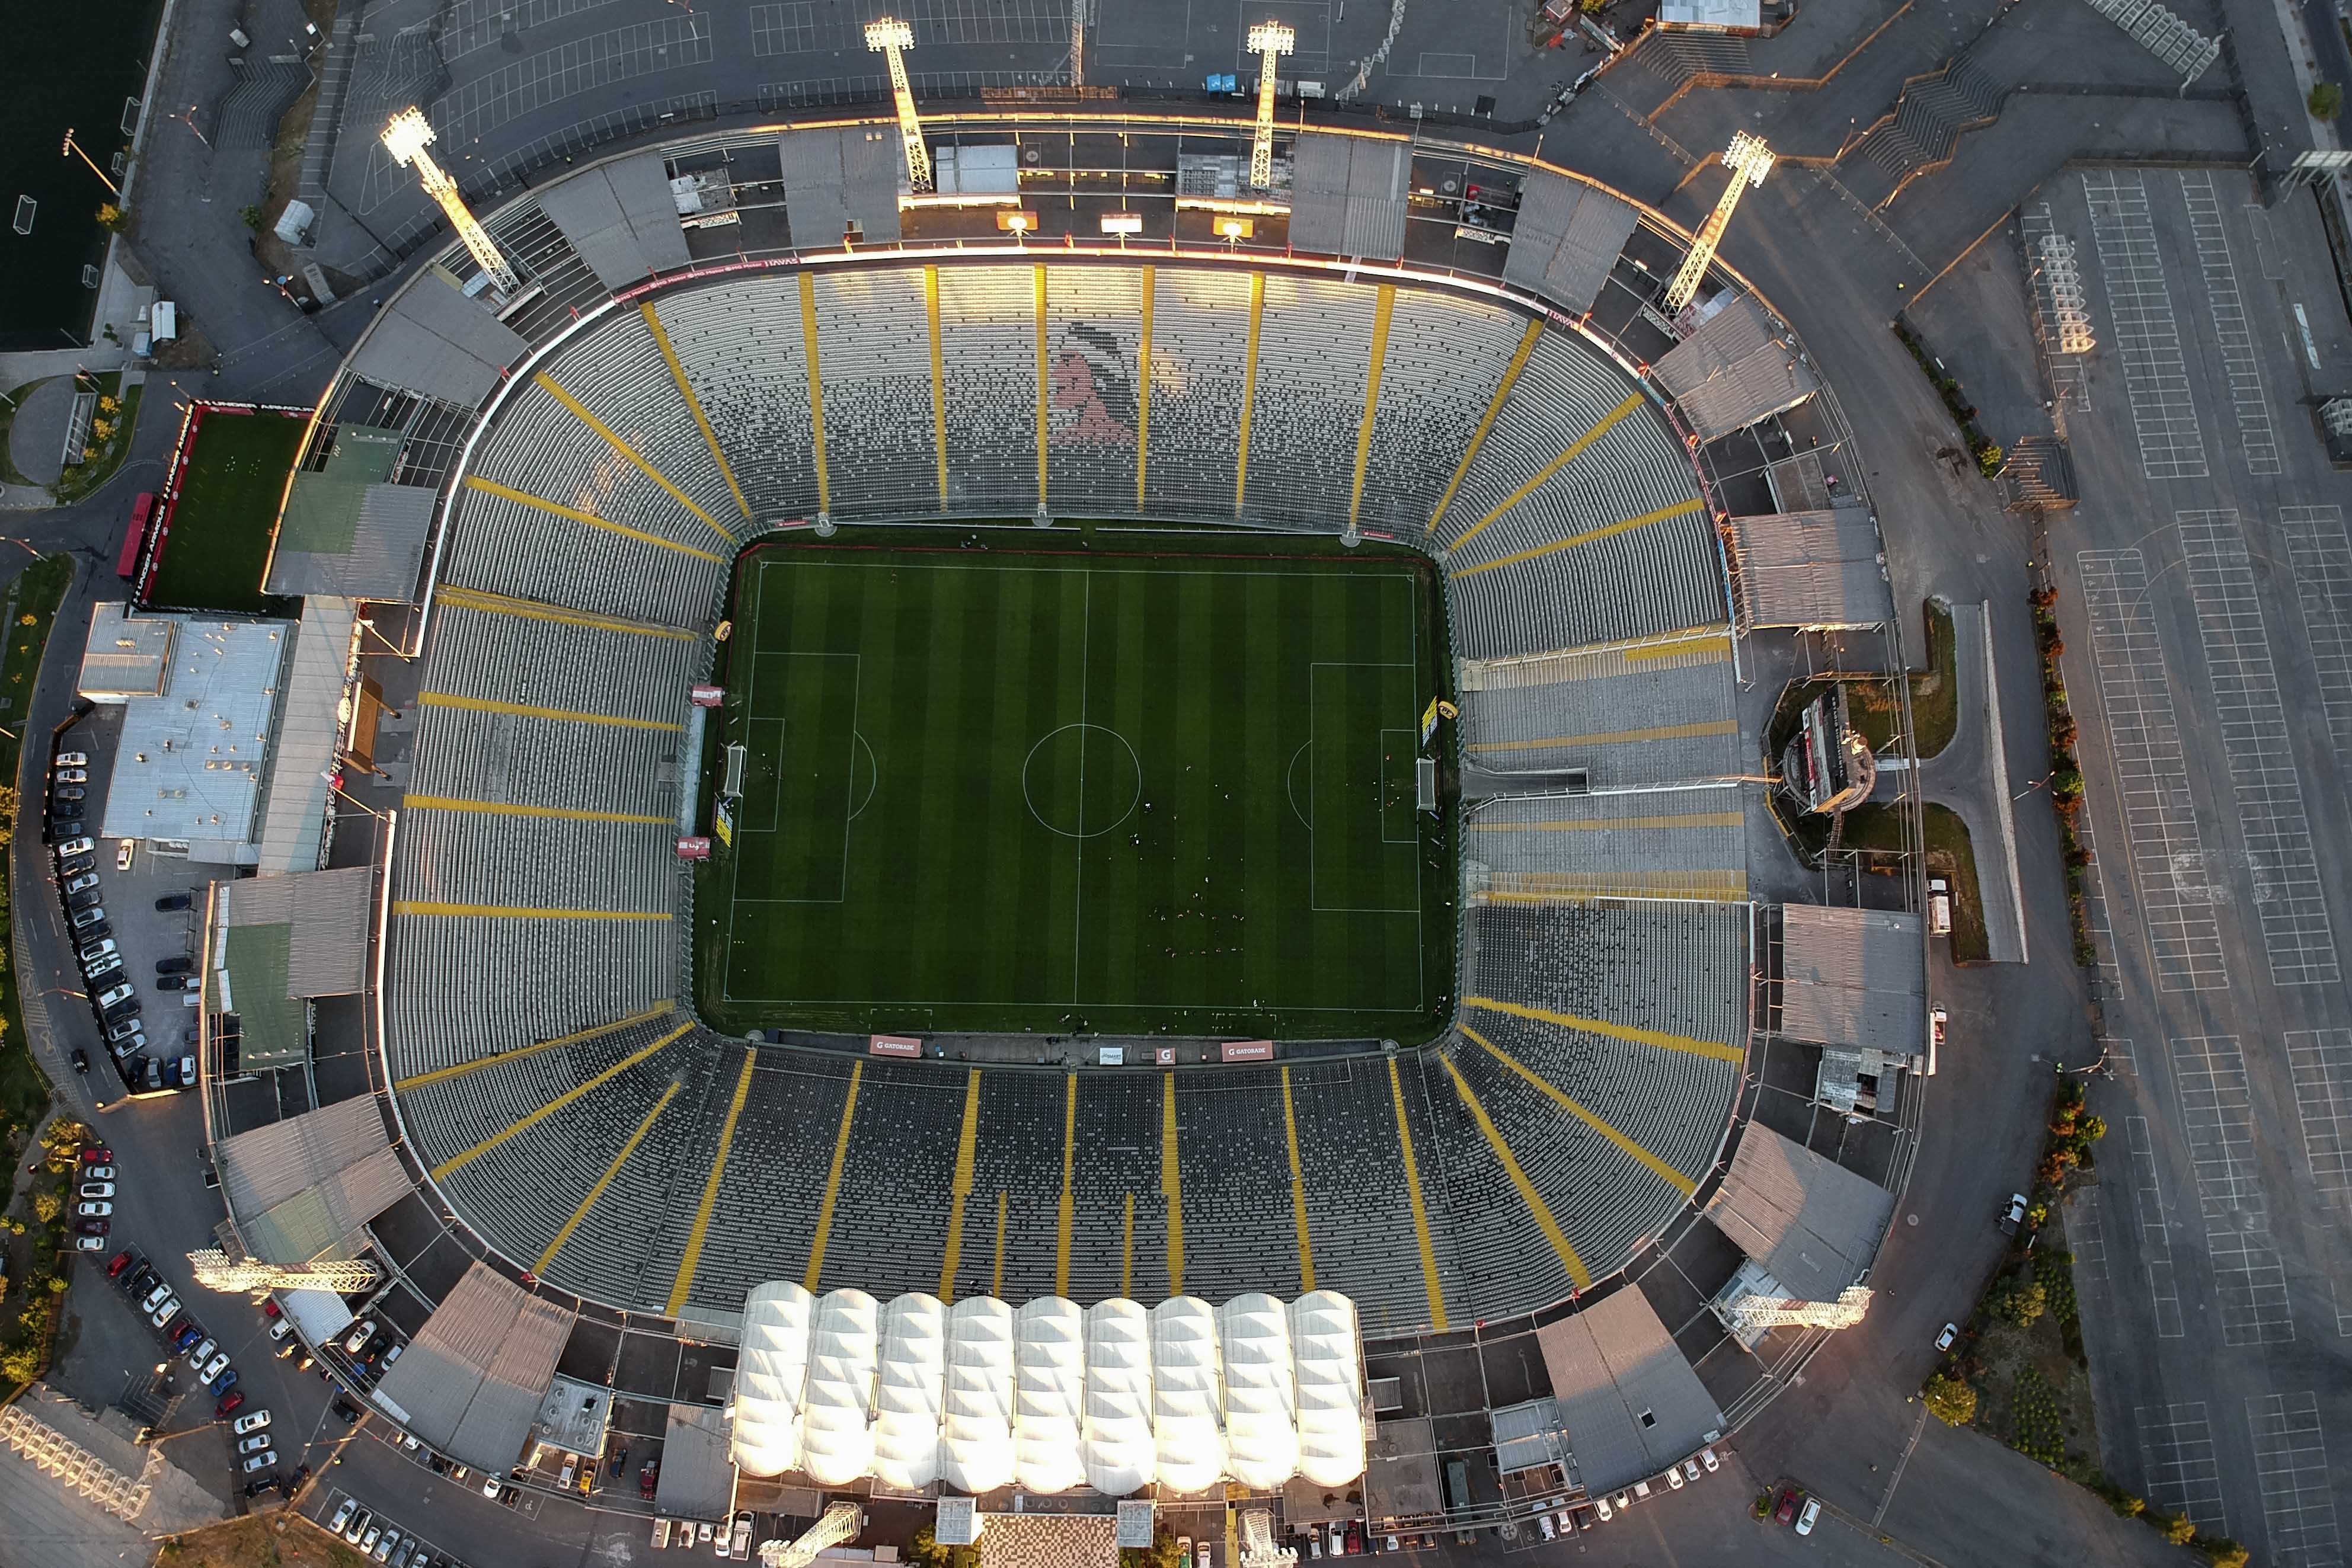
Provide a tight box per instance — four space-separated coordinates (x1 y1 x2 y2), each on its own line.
261 1298 282 1320
1774 1487 1803 1526
106 1249 136 1278
79 1146 113 1165
215 1391 245 1419
639 1461 659 1500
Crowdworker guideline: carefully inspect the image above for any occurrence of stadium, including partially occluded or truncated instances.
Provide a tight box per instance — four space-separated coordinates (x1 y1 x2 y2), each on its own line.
197 102 1926 1551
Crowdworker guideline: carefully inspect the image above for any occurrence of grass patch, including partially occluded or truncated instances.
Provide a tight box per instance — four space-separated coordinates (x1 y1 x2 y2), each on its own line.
1828 801 1987 962
156 1513 378 1568
146 410 305 618
695 525 1458 1041
0 556 72 1147
1766 601 1954 762
51 374 143 505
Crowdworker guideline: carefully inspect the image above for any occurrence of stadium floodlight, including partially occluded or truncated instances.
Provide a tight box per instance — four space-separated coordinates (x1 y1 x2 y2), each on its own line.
381 107 520 295
1245 20 1295 191
865 17 934 194
187 1248 382 1295
1663 130 1772 314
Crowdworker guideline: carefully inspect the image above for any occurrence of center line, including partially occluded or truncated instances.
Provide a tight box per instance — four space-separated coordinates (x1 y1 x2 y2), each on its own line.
1073 571 1091 1003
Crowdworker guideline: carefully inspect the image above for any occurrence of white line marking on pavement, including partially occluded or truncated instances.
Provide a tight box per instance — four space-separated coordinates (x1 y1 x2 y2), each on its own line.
2246 1392 2343 1567
2177 174 2280 475
2083 169 2209 480
2136 1401 2228 1531
2171 1034 2295 1345
2125 1114 2185 1336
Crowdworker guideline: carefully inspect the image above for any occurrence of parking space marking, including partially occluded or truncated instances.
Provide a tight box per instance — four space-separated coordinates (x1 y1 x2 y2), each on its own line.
2171 1035 2295 1344
749 1 822 54
2277 505 2352 780
2078 549 2230 991
2247 1393 2343 1567
2177 512 2339 984
2287 1029 2352 1203
2177 174 2281 475
2083 169 2209 479
2125 1114 2185 1336
913 0 1079 45
2137 1401 2228 1531
2068 1186 2109 1295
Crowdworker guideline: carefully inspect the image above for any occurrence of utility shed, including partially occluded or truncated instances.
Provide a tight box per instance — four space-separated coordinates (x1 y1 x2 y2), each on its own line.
1704 1127 1896 1303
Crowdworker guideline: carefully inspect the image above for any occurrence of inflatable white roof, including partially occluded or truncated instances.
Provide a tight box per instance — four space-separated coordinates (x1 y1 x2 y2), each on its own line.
727 1287 1361 1496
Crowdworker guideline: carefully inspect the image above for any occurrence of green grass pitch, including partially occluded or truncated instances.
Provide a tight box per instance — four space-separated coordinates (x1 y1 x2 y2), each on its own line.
149 409 305 617
695 527 1457 1042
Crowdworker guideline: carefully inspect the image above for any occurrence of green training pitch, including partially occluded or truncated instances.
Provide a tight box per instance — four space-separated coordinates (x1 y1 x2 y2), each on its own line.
695 527 1457 1042
148 409 305 618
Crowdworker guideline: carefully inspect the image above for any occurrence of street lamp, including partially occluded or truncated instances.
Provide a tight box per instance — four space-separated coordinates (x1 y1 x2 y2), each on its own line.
60 129 121 197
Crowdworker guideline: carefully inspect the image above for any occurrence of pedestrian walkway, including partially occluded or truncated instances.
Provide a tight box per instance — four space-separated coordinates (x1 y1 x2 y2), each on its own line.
5 377 77 488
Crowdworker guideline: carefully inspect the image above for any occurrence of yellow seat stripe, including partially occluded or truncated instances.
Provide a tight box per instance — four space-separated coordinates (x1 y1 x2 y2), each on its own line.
432 1023 689 1180
1430 319 1542 536
1450 393 1647 554
535 373 731 545
417 690 683 732
401 795 672 826
537 1082 682 1273
1386 1058 1448 1332
938 1069 983 1302
1439 1053 1591 1290
640 303 750 522
802 1061 863 1291
1456 497 1708 579
461 476 725 562
667 1049 759 1316
1465 994 1747 1063
1463 1025 1696 1196
395 1001 675 1090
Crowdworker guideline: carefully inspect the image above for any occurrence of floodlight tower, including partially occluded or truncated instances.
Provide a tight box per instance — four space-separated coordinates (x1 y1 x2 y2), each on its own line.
1664 131 1774 313
381 107 519 295
865 17 934 194
1246 20 1295 191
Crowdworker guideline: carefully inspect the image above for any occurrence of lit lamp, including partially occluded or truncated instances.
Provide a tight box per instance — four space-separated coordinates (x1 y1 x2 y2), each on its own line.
381 107 519 295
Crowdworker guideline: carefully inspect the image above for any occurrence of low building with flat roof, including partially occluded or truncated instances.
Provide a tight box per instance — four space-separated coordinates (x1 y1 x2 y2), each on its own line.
78 604 292 865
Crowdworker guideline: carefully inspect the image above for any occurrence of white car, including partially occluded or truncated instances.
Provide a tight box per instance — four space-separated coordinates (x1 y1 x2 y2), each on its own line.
1796 1497 1821 1536
359 1523 382 1554
482 1473 502 1499
374 1529 400 1563
199 1352 231 1383
343 1319 376 1355
344 1508 372 1544
1685 1458 1702 1483
76 1201 111 1218
270 1317 294 1342
78 1181 114 1199
1594 1495 1613 1522
56 837 95 860
1666 1465 1684 1490
84 1164 114 1180
139 1282 172 1314
329 1499 357 1534
1537 1515 1555 1541
238 1432 273 1454
55 767 88 783
233 1409 271 1435
148 1294 178 1328
1936 1322 1958 1352
1700 1446 1720 1473
185 1336 218 1367
56 753 88 769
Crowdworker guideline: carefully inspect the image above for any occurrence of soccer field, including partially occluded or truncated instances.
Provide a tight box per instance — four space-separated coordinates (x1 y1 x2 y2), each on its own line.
696 529 1456 1041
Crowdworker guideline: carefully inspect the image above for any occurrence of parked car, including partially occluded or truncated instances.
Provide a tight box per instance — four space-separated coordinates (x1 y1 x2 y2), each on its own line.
232 1409 270 1435
76 936 116 965
70 1048 88 1074
269 1317 293 1342
76 1200 111 1218
126 1266 158 1298
67 872 103 896
236 1432 273 1455
374 1529 401 1563
71 905 107 932
78 1145 112 1165
76 1215 110 1236
1594 1495 1613 1522
1685 1458 1702 1483
52 785 85 803
84 954 123 981
84 1164 113 1180
344 1508 373 1545
55 767 87 784
1936 1322 1958 1352
330 1499 358 1535
78 1181 114 1199
56 837 95 860
215 1390 245 1419
104 1015 142 1043
148 1294 180 1329
156 955 194 975
1665 1464 1684 1490
157 975 194 993
155 892 190 912
1774 1488 1802 1527
208 1367 238 1396
343 1320 376 1355
75 1233 107 1252
106 1249 137 1279
1700 1447 1720 1474
56 752 88 769
1796 1497 1821 1536
172 1322 203 1352
358 1522 382 1555
2000 1192 2028 1236
185 1336 218 1367
95 983 135 1012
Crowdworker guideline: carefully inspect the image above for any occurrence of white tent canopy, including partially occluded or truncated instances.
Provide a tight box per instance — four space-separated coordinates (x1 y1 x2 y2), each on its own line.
941 1297 1017 1494
1151 1297 1225 1495
1290 1291 1366 1487
801 1289 881 1486
1082 1299 1157 1495
723 1287 1357 1496
874 1293 947 1490
731 1282 813 1478
1218 1294 1299 1490
1014 1298 1088 1493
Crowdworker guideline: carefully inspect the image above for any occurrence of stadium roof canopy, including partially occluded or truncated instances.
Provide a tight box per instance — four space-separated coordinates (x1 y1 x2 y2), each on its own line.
220 865 374 1070
82 605 290 865
1535 1287 1723 1495
1725 508 1894 630
727 1287 1362 1496
1779 905 1926 1056
1502 171 1640 316
778 126 904 248
267 425 436 599
215 1096 407 1264
1653 293 1821 441
536 151 692 290
374 1263 575 1473
349 271 529 407
253 597 356 876
1289 132 1408 260
1704 1126 1896 1303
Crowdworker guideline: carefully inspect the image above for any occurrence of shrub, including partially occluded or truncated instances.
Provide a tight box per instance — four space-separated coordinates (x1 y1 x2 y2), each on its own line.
2312 82 2343 119
2197 1539 2249 1568
1923 1374 1977 1426
30 1193 58 1225
2164 1515 2197 1545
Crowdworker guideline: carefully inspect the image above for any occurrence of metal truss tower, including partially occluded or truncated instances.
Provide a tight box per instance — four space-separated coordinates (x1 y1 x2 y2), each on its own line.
1664 131 1774 313
1247 20 1295 191
865 18 934 194
381 107 520 295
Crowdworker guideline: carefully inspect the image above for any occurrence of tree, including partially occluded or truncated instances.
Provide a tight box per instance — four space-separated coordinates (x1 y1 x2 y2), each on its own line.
30 1193 58 1225
1923 1374 1976 1426
1993 1278 2049 1328
2162 1515 2196 1545
2312 83 2343 120
239 204 267 232
95 204 128 233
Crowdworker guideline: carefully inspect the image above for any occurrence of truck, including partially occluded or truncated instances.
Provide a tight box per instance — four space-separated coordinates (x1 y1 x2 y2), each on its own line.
1928 878 1952 936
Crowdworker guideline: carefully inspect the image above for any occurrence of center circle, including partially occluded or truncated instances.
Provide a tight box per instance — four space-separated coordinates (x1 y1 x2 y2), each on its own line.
1022 723 1143 839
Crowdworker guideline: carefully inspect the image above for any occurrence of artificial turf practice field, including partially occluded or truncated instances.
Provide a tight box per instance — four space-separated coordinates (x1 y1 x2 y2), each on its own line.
698 528 1455 1041
148 407 305 617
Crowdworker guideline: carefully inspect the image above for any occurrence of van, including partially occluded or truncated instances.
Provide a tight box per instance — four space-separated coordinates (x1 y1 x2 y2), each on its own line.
1928 877 1952 936
654 1521 673 1548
